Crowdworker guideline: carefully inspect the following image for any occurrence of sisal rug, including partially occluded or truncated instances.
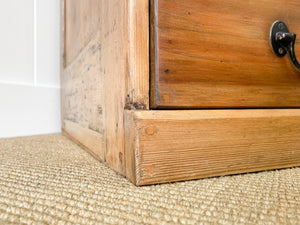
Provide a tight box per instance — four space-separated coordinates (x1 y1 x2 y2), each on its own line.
0 134 299 224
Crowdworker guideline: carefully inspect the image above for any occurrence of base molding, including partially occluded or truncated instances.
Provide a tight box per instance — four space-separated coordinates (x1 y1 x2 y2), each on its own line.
124 109 300 185
0 83 60 138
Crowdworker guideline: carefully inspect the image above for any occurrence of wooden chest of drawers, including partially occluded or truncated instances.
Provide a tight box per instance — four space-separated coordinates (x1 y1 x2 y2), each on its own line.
61 0 300 185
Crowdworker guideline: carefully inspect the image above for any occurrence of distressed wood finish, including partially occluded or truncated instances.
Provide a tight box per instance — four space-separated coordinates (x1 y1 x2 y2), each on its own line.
150 0 300 108
126 0 150 110
61 0 149 175
125 109 300 185
63 120 105 162
64 0 102 67
62 0 300 186
62 29 106 161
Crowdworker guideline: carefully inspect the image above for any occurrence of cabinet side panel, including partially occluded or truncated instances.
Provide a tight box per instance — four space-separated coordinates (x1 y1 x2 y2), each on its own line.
61 0 150 175
62 30 106 161
64 0 102 67
99 0 128 173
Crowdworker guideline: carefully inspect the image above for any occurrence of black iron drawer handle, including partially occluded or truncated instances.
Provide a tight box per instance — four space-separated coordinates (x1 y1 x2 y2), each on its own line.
270 20 300 71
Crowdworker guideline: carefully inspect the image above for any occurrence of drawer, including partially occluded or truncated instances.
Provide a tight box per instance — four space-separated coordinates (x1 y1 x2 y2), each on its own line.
150 0 300 108
61 0 300 185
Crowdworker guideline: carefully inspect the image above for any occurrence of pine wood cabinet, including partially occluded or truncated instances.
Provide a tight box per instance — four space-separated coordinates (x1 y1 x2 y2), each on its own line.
61 0 300 185
150 0 300 108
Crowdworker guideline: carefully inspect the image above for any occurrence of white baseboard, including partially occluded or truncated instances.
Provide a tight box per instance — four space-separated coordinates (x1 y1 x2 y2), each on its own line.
0 83 61 138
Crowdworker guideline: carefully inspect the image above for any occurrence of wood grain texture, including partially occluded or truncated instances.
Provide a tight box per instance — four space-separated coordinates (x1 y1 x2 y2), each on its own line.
61 0 150 175
124 111 137 184
62 120 105 162
65 0 102 66
62 0 300 186
126 0 150 110
99 0 128 173
124 109 300 185
62 29 106 160
150 0 300 108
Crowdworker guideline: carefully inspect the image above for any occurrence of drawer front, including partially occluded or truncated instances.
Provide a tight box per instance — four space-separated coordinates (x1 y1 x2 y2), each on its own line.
150 0 300 108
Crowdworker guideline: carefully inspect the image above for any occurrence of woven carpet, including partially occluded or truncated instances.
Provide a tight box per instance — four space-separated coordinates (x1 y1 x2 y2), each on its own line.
0 134 299 224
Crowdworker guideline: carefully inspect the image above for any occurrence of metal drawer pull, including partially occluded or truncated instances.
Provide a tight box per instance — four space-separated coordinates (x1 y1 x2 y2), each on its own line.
270 20 300 71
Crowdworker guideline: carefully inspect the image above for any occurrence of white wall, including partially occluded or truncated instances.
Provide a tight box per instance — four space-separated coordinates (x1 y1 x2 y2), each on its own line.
0 0 61 138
